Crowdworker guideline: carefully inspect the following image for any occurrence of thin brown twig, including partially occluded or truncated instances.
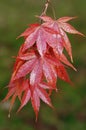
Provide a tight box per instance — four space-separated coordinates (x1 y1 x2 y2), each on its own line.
41 0 50 16
41 0 56 19
39 0 56 23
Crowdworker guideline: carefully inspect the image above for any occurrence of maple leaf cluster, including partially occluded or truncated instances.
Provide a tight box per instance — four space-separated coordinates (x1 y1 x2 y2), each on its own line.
3 15 84 120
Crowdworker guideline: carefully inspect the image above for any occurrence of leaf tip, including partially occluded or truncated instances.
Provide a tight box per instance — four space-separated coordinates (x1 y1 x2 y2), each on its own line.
35 110 39 122
71 56 73 63
16 35 20 39
78 32 86 37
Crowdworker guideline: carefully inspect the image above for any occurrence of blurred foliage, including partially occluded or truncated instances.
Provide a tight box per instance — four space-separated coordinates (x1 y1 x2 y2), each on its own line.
0 0 86 130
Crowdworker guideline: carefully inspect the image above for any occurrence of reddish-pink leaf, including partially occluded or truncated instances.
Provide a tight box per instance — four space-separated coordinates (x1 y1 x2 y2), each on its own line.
41 21 64 52
53 49 76 71
39 82 54 90
23 29 38 51
17 52 36 61
31 90 40 121
45 54 60 66
12 60 25 79
30 59 42 86
18 88 31 112
59 22 84 36
56 64 71 83
29 23 40 28
21 79 30 90
42 59 57 87
46 33 58 48
9 94 17 113
59 54 76 71
60 29 73 61
43 26 58 34
36 29 47 56
18 23 40 38
2 88 15 102
14 58 37 80
36 87 53 107
21 24 59 53
57 16 77 23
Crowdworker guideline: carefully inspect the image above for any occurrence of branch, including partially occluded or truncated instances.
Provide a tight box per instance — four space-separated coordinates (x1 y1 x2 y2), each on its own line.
41 0 50 16
41 0 56 19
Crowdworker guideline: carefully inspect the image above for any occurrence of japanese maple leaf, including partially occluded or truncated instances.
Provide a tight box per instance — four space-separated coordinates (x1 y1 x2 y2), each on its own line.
12 46 73 89
17 80 53 121
13 53 43 88
12 40 77 89
37 15 84 61
2 78 28 113
3 76 54 121
12 48 57 89
45 55 71 83
11 46 37 81
18 23 60 56
43 52 72 84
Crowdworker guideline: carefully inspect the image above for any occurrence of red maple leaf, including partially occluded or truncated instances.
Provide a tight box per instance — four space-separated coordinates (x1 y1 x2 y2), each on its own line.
2 14 84 120
37 15 84 61
18 23 59 56
2 78 28 113
17 80 53 121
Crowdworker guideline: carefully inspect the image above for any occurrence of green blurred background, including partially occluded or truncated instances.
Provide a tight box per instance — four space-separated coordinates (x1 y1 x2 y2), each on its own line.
0 0 86 130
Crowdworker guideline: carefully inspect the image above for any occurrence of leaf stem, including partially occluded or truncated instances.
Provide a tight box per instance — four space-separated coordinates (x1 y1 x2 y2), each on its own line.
49 2 56 19
41 0 50 16
41 0 56 20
